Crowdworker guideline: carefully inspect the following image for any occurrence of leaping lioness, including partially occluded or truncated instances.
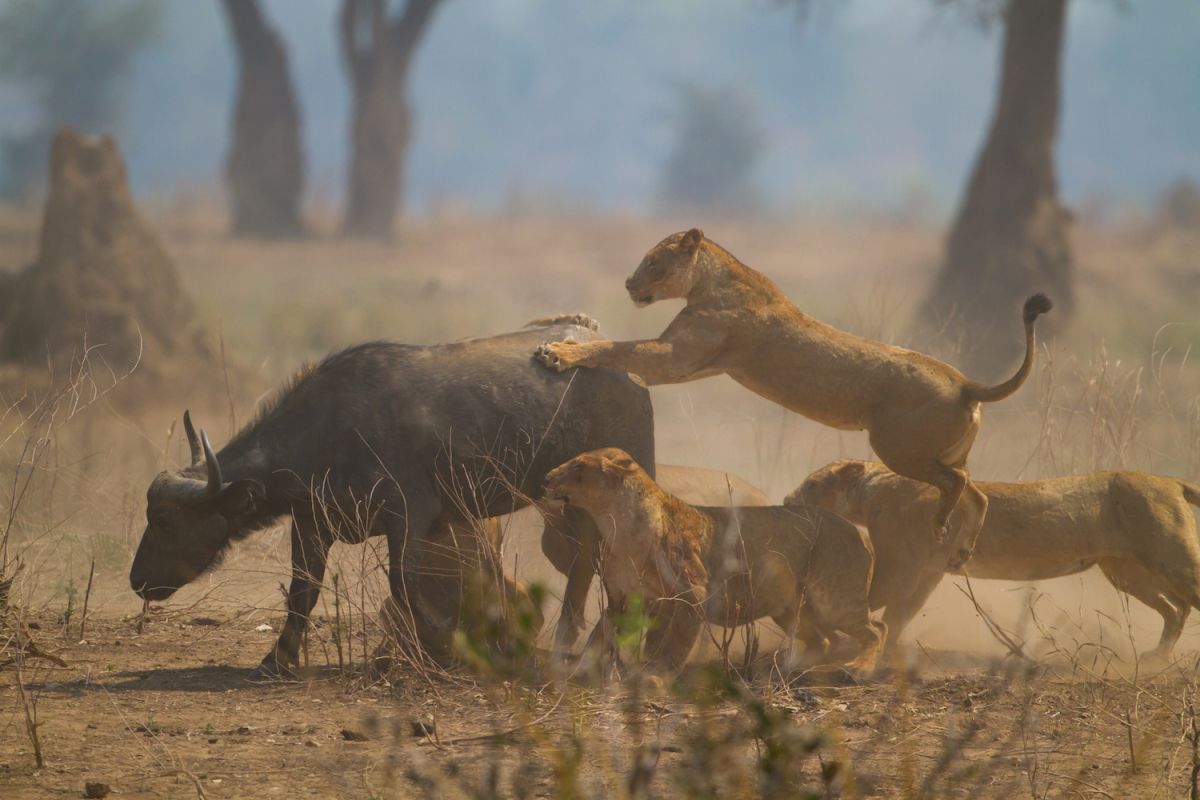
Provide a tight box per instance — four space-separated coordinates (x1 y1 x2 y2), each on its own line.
535 228 1051 568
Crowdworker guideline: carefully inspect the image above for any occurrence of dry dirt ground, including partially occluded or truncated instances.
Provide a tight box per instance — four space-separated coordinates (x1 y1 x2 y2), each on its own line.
6 608 1200 799
1 212 1199 797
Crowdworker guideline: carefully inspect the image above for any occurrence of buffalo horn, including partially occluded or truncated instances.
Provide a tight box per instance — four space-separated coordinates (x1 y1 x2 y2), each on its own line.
182 410 202 466
200 430 223 494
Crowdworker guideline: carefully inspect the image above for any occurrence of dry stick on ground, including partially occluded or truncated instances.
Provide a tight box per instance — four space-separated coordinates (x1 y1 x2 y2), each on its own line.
13 648 44 768
1188 690 1200 800
1 610 69 668
79 556 95 640
955 576 1029 660
218 325 237 437
1126 707 1139 773
333 572 345 673
121 769 208 800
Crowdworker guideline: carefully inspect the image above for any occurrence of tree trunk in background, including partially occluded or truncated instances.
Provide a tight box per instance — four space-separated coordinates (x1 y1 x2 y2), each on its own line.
221 0 304 237
340 0 441 238
919 0 1074 379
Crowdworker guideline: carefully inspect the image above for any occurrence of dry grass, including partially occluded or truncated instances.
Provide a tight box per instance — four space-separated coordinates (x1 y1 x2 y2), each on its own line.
1 210 1199 797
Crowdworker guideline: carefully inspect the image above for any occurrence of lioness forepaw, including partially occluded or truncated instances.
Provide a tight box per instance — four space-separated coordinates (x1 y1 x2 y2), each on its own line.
534 342 573 372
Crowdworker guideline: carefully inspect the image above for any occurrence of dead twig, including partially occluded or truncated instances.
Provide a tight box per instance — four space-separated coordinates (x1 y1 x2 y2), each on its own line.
955 576 1029 660
79 557 95 640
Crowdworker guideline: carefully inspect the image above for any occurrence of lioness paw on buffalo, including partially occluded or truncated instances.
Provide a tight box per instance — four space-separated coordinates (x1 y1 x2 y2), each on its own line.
534 339 581 371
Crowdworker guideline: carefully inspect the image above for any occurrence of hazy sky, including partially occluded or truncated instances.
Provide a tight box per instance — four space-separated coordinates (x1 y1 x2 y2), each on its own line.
60 0 1200 216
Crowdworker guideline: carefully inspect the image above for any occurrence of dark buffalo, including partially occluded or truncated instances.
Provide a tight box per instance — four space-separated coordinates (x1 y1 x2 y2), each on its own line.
129 318 655 675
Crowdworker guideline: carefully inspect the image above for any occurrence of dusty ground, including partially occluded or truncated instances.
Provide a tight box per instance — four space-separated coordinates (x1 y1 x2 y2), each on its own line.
1 212 1199 797
5 608 1200 799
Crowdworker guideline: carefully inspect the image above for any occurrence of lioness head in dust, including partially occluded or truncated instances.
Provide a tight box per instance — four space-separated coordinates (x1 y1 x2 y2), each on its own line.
544 447 641 509
624 227 704 307
785 459 873 521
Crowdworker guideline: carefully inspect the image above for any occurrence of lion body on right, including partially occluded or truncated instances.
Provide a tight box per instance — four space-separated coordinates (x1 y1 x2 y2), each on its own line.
793 459 1200 659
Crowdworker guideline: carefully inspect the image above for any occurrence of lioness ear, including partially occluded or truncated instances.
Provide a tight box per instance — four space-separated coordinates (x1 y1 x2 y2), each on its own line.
836 462 866 485
679 228 704 254
215 479 264 519
610 453 636 471
600 454 635 475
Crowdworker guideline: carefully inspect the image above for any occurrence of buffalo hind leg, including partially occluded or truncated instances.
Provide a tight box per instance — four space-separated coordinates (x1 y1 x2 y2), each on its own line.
256 516 328 678
381 492 445 664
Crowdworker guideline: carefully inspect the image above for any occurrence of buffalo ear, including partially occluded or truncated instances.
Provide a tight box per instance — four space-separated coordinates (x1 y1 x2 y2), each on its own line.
679 227 704 255
215 479 264 519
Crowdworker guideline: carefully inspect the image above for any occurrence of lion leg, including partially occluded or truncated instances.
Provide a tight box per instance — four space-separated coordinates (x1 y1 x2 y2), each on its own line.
644 595 704 677
791 607 831 657
948 480 989 570
874 452 973 566
1099 559 1189 660
881 571 944 655
843 619 888 674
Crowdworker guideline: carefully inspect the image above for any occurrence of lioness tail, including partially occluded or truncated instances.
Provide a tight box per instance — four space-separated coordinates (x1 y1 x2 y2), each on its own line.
963 293 1053 404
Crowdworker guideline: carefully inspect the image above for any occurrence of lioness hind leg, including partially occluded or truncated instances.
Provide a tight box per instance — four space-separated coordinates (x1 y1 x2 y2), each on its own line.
947 480 988 570
869 423 968 543
882 457 967 544
1099 559 1189 660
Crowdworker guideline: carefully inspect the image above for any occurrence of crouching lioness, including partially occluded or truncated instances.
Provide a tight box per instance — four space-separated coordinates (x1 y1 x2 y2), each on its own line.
534 228 1052 570
544 448 885 677
791 460 1200 659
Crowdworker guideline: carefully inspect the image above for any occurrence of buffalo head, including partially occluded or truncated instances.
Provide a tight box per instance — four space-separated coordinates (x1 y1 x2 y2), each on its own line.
129 412 264 601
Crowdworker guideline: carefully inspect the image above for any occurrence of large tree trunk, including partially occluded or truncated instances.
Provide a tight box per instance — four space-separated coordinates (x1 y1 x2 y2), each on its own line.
919 0 1074 379
221 0 304 238
340 0 441 238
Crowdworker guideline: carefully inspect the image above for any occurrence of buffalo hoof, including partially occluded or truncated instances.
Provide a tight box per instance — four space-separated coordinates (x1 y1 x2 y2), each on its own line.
249 660 296 682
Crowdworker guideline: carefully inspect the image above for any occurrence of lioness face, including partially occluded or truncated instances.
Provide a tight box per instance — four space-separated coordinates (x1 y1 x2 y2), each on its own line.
625 228 704 307
545 448 641 508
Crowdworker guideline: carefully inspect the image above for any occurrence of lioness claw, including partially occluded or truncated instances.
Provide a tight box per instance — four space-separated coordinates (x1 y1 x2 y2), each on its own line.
535 342 569 371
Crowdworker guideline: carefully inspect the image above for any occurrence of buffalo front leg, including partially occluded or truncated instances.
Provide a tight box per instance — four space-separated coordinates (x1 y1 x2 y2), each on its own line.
541 505 601 654
256 517 328 678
